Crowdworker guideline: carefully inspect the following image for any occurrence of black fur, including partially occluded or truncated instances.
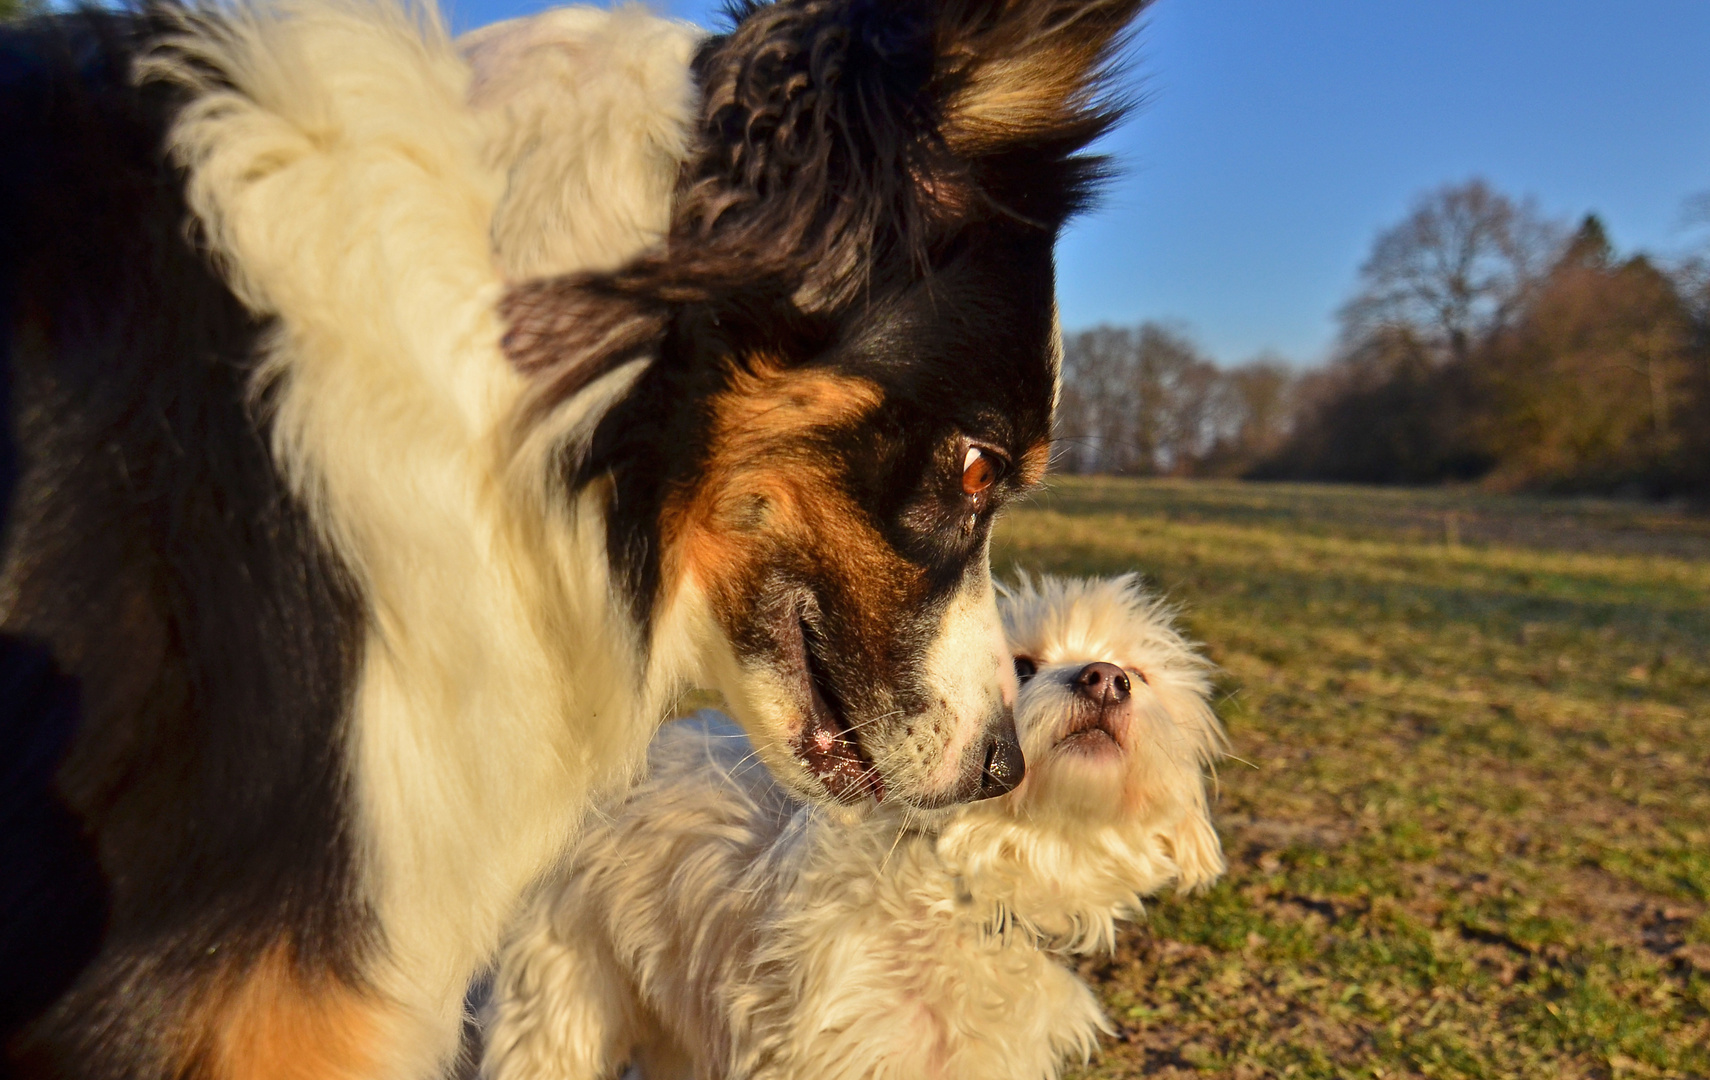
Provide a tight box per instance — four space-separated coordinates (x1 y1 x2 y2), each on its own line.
0 10 370 1073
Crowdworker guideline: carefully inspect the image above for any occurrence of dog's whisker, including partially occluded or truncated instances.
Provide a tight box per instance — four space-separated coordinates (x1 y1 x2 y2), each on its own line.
878 804 916 876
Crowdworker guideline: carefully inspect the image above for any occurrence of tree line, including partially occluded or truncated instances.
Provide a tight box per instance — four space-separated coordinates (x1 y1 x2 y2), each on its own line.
1057 179 1710 497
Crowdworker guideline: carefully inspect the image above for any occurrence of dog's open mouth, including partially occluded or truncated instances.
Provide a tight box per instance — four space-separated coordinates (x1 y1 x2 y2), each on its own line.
1058 707 1123 754
793 617 884 804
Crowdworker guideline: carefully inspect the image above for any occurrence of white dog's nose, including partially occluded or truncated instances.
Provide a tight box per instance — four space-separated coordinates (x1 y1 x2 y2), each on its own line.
1072 662 1130 705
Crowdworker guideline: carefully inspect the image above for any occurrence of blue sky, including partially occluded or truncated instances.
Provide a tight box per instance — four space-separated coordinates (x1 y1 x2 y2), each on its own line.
447 0 1710 366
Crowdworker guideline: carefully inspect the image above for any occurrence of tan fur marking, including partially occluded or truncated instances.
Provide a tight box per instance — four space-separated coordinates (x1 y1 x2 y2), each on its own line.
943 43 1104 153
1017 438 1051 488
945 56 1089 149
938 1 1138 155
663 361 887 599
194 948 385 1080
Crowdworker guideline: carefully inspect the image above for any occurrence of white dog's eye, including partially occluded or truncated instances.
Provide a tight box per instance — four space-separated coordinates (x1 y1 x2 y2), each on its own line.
1129 667 1149 685
1014 656 1037 682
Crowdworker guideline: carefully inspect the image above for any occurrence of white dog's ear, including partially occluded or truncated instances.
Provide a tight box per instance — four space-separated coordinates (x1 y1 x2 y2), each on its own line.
1163 809 1224 894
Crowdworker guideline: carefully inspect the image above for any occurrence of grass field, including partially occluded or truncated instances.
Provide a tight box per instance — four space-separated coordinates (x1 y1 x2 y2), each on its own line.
991 479 1710 1080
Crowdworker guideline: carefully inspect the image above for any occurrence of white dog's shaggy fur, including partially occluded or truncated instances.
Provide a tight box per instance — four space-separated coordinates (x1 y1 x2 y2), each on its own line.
481 575 1227 1080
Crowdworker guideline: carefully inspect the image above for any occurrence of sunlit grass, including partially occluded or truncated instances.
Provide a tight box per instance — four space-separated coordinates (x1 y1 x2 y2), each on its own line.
994 478 1710 1079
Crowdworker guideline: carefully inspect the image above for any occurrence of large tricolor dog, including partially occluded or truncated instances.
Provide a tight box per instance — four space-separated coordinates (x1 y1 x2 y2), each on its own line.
0 0 1147 1075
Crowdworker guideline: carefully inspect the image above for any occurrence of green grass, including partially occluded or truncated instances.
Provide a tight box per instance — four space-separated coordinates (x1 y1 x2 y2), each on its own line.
992 478 1710 1080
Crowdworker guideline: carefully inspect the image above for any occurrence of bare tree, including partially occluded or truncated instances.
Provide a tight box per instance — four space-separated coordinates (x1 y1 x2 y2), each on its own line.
1057 326 1146 473
1056 323 1250 476
1136 325 1220 473
1214 355 1297 450
1341 178 1565 365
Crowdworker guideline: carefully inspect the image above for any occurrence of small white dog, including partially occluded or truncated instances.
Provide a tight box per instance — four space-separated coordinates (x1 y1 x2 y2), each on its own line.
481 576 1227 1080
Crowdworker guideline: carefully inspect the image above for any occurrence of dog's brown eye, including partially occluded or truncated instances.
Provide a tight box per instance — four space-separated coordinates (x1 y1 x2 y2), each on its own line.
962 446 1003 498
1014 656 1037 681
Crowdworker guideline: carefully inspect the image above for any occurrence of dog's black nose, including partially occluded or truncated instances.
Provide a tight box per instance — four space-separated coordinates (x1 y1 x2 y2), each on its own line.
977 732 1025 798
1074 662 1130 704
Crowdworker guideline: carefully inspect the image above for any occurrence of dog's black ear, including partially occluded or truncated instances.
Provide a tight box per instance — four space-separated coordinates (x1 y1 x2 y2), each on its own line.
661 0 1151 308
500 275 670 428
666 0 949 310
498 0 1153 396
501 0 946 385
